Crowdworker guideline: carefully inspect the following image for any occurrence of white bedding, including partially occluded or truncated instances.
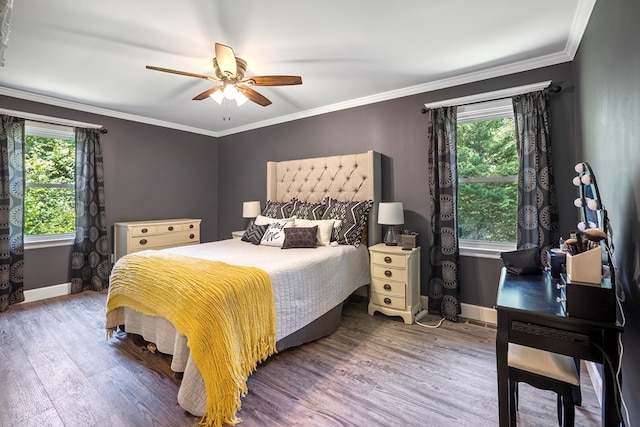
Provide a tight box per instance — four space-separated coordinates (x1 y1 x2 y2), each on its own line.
115 238 370 416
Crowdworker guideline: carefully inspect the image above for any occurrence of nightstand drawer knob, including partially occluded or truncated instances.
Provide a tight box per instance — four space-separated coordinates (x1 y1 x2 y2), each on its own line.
383 284 392 291
384 270 392 278
168 226 174 231
139 239 148 245
384 256 392 264
141 228 148 233
384 297 392 305
189 234 195 239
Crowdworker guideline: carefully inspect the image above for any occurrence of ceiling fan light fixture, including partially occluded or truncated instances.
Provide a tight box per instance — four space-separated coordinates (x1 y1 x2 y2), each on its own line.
223 84 238 100
235 91 248 106
210 89 224 104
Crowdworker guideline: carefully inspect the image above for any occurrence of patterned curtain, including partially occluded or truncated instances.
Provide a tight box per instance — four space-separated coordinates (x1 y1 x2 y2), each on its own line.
512 90 559 262
70 128 109 293
426 106 461 321
0 115 25 312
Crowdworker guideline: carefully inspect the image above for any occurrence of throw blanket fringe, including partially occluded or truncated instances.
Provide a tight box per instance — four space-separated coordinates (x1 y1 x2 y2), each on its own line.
105 250 276 427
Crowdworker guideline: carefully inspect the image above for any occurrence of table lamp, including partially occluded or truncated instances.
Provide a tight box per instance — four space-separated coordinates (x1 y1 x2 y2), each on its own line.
378 202 404 246
242 201 261 227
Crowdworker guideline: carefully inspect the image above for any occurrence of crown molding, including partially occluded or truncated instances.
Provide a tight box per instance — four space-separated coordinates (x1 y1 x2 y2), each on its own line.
0 86 220 137
566 0 597 60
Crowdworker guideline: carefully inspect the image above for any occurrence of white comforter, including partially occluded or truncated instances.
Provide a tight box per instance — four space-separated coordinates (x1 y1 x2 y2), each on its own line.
115 238 370 416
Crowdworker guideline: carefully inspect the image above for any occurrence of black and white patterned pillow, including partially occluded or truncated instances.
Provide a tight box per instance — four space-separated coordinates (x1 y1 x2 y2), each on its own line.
262 200 296 219
321 198 373 246
241 224 268 245
282 226 318 249
290 200 326 220
260 219 294 247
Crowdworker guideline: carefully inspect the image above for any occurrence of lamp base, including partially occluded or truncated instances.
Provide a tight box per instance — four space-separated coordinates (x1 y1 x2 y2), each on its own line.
383 226 398 246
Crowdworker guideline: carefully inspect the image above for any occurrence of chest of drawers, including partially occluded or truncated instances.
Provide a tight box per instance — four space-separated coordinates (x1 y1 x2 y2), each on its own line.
367 243 421 324
113 218 201 262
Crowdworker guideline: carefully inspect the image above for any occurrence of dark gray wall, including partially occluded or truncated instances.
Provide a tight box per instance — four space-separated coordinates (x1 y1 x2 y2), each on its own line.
573 0 640 420
218 62 578 307
1 95 219 290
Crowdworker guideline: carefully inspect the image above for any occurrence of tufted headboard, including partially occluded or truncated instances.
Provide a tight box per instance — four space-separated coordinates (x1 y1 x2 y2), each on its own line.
267 150 382 245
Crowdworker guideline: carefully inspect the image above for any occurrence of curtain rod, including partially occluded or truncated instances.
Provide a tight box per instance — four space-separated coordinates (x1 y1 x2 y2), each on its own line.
420 80 560 114
0 108 108 133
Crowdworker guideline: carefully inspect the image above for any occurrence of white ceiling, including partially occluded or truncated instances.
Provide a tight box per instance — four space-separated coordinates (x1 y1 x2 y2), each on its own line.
0 0 594 137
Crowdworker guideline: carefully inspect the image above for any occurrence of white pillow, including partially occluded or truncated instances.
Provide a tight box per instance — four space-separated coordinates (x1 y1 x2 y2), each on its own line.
255 215 295 226
260 219 294 247
295 219 337 246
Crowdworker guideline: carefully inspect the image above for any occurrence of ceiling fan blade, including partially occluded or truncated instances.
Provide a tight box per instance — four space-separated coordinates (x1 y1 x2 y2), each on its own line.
244 75 302 86
192 85 224 101
146 65 219 82
238 86 272 107
215 43 237 78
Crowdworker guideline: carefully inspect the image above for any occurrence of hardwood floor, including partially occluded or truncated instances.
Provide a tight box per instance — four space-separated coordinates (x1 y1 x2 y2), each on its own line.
0 291 602 426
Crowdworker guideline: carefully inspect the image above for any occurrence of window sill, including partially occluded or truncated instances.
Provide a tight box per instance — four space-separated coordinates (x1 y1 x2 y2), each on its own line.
459 240 516 259
25 234 75 250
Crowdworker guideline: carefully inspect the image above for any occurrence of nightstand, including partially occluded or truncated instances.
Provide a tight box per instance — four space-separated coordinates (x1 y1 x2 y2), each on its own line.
368 243 421 324
231 230 245 239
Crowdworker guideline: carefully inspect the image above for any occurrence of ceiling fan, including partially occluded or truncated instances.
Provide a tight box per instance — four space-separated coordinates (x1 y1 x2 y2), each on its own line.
146 43 302 107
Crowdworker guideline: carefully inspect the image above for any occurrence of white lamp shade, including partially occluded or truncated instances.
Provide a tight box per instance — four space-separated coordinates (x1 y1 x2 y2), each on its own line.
242 201 262 218
378 202 404 225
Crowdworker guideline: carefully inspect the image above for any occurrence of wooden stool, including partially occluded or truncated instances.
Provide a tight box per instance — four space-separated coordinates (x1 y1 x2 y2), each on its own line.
508 343 581 426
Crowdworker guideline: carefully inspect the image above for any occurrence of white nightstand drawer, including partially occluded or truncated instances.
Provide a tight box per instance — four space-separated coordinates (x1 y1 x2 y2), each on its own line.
372 265 408 282
371 278 406 297
370 293 406 310
371 251 407 268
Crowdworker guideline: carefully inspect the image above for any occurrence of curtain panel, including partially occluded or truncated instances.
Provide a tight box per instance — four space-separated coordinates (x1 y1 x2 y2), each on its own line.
0 115 25 312
70 128 109 293
426 106 461 321
512 90 559 263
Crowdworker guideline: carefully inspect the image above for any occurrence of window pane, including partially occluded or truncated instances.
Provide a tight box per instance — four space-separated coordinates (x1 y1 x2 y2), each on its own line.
24 187 75 236
25 135 74 184
457 116 518 243
458 181 517 243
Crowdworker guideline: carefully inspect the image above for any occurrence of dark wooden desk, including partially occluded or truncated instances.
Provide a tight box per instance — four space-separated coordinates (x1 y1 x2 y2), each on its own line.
495 267 623 426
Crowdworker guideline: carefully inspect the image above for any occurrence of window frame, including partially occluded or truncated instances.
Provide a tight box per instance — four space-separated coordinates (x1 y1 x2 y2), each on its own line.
23 121 76 249
457 98 517 258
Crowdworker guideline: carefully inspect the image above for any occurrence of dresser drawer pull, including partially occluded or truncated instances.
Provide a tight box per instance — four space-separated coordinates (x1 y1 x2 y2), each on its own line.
189 234 195 239
384 297 392 305
141 228 148 233
384 256 392 264
168 226 174 231
189 224 194 229
139 239 148 245
383 284 392 291
384 270 392 278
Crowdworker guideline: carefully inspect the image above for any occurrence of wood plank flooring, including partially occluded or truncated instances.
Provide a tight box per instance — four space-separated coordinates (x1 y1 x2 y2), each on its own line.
0 291 601 426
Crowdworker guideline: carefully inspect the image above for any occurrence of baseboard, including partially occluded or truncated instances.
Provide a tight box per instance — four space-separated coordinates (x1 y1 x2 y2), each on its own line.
419 296 497 325
23 282 71 303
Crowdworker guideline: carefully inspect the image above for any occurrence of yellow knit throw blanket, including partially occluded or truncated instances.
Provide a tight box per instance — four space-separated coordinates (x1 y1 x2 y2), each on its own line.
105 251 277 427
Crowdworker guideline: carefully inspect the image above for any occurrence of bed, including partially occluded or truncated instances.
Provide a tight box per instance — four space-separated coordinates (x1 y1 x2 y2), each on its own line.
106 150 382 425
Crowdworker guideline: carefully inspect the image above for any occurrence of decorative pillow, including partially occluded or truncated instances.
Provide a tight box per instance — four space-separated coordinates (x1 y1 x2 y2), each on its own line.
321 198 373 246
260 219 294 247
290 200 326 220
282 226 318 249
262 200 296 219
240 224 268 245
254 215 295 226
294 219 335 246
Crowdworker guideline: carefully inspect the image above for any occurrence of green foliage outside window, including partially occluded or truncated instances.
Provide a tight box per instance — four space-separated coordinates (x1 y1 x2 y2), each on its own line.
457 118 518 243
24 135 75 236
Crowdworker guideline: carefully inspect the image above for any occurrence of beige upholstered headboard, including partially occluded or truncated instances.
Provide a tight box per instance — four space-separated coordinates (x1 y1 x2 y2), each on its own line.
267 150 382 245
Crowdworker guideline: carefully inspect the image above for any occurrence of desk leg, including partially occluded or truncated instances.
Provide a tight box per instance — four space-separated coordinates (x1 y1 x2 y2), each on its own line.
496 310 510 426
601 331 621 426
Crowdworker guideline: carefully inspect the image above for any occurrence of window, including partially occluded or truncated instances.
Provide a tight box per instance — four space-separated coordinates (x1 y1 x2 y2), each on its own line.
24 121 75 247
457 98 517 257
